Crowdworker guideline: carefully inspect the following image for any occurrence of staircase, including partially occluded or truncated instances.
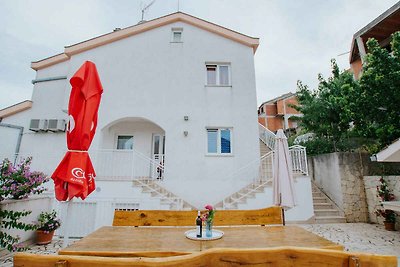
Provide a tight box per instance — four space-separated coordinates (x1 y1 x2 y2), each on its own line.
259 140 270 156
133 178 196 210
130 124 308 212
312 183 346 223
214 151 274 210
215 179 272 209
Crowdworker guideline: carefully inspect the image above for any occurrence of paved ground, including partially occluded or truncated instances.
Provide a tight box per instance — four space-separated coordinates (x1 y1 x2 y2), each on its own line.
300 223 400 258
1 223 399 266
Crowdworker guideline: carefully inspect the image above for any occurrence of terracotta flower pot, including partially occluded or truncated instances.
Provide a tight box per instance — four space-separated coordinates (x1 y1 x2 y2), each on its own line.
384 221 396 231
36 230 55 245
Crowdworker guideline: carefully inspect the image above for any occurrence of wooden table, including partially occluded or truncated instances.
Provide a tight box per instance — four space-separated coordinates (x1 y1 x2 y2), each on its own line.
59 226 343 257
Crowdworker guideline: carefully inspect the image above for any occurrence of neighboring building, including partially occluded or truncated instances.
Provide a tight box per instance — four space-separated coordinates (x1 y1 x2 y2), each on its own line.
349 1 400 79
350 3 400 161
0 12 261 209
257 92 301 134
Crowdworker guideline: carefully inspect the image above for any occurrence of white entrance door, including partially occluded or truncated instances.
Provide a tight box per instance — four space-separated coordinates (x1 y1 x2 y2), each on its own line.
152 134 165 179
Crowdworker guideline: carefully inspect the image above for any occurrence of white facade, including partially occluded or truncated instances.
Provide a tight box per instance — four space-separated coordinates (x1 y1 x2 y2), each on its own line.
0 14 260 208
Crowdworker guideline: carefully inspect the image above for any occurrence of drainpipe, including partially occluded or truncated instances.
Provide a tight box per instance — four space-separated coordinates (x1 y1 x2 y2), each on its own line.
0 122 24 163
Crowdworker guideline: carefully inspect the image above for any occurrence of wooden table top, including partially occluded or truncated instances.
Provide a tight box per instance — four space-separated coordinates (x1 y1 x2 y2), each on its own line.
59 226 343 257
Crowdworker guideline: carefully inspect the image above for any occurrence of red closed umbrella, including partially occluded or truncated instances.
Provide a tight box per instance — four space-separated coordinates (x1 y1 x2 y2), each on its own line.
52 61 103 201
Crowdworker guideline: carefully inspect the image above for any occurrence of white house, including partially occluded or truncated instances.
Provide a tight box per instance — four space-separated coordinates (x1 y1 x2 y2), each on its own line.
0 12 260 204
0 13 313 236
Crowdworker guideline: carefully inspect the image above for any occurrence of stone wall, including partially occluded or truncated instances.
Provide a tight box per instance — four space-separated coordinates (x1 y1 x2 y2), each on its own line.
364 176 400 228
309 152 369 222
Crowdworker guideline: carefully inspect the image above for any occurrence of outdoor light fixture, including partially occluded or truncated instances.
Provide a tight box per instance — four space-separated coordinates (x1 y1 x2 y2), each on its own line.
184 116 189 121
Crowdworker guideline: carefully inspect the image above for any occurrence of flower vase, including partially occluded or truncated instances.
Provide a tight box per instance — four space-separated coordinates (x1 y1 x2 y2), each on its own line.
205 221 213 237
384 221 396 231
36 230 55 245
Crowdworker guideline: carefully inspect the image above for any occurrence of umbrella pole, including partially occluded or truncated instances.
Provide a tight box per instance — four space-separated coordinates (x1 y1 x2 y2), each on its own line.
62 199 73 248
280 193 286 226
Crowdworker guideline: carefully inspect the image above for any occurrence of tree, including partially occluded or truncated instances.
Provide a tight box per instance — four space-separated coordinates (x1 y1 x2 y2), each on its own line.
295 60 357 150
351 32 400 148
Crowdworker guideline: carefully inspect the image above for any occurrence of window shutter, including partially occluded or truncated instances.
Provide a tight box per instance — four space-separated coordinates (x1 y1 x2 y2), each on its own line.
207 129 218 153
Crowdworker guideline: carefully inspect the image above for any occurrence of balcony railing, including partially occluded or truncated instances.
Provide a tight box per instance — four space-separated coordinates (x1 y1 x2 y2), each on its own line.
2 149 164 181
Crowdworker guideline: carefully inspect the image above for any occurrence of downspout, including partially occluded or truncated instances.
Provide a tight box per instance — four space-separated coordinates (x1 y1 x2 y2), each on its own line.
0 122 24 163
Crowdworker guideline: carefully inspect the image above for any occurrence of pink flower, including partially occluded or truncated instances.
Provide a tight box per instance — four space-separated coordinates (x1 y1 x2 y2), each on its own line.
205 204 213 211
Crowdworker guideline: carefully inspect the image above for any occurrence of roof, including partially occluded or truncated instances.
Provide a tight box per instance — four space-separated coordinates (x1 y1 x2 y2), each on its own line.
349 2 400 63
259 92 296 108
372 138 400 162
0 100 32 119
31 12 259 71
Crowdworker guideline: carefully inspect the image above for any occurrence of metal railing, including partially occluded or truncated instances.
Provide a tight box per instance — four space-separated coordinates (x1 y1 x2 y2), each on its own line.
2 149 164 181
216 151 274 209
258 123 276 150
53 196 169 238
258 123 308 175
289 145 308 175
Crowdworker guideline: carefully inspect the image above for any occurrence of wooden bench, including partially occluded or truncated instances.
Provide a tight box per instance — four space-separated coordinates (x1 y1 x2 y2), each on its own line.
14 247 397 267
112 206 283 226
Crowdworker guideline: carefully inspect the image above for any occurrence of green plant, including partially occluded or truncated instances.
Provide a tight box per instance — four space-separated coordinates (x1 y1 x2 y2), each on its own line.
375 177 396 223
36 210 61 233
0 209 37 251
201 204 215 223
0 157 49 251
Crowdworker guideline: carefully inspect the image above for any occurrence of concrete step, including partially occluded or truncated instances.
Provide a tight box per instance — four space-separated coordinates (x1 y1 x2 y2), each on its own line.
315 216 346 223
313 197 329 203
312 192 323 197
313 203 333 209
314 209 341 217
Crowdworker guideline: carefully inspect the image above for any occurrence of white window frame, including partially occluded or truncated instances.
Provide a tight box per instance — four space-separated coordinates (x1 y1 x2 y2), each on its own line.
171 27 183 43
205 63 231 86
206 127 233 156
116 134 134 150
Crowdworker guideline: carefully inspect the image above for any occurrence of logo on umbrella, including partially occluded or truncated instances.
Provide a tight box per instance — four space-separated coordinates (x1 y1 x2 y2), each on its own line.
68 115 75 132
71 168 85 180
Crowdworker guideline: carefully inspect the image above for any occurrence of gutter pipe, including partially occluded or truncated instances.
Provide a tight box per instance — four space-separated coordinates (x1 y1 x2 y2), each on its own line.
0 123 24 163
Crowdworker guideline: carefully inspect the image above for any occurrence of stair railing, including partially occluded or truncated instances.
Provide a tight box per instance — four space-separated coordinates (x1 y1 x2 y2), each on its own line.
217 151 274 209
288 145 308 175
259 123 276 150
258 123 308 175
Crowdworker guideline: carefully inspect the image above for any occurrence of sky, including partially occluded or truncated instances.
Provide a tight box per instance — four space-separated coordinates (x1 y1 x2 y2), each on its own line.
0 0 398 110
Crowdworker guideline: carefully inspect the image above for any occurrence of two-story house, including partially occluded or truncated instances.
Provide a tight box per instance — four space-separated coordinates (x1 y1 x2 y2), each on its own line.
0 12 261 209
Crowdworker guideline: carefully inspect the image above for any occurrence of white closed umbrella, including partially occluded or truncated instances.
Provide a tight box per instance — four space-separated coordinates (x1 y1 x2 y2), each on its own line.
273 129 296 216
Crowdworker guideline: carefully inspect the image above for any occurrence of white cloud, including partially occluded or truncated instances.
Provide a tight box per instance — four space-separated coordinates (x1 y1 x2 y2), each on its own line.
0 0 398 109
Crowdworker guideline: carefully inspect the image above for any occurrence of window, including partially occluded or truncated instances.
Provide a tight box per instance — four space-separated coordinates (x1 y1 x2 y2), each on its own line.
117 135 133 150
207 128 232 154
171 28 183 42
206 64 231 86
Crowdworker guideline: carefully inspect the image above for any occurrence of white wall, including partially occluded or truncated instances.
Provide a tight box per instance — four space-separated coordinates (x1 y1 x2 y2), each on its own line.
312 153 344 208
0 20 259 207
0 196 52 243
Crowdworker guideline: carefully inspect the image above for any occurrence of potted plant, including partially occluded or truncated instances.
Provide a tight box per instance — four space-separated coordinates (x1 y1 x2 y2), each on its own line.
375 177 396 231
35 210 61 245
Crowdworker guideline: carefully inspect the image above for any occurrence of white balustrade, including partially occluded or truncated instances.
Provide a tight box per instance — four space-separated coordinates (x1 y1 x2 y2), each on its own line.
289 145 308 175
258 123 276 150
54 197 154 238
4 149 164 182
